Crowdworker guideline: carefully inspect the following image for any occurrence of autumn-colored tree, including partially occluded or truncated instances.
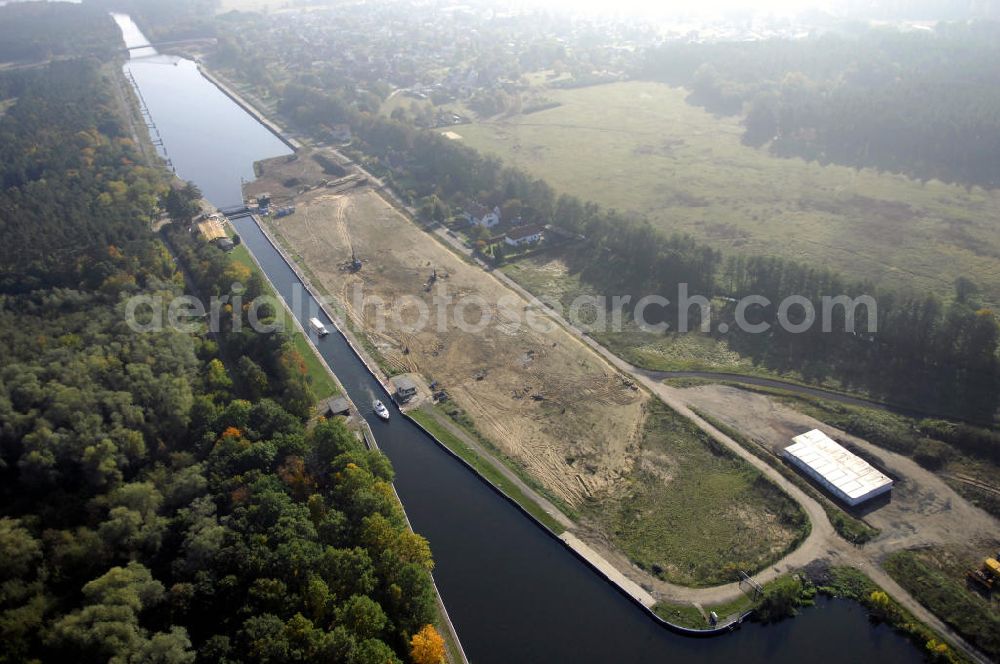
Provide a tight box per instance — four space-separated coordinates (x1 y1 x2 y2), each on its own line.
867 590 897 621
278 456 317 500
409 624 445 664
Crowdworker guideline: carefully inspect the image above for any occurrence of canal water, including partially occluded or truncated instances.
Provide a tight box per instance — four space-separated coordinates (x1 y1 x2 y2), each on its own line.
115 13 291 208
115 15 925 664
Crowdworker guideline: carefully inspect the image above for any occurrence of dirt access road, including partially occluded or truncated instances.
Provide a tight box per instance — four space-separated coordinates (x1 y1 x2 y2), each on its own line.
250 151 806 592
452 235 994 662
683 385 999 558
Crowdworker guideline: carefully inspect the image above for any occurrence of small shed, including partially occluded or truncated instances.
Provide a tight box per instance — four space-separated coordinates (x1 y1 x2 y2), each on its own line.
320 396 351 419
392 376 418 403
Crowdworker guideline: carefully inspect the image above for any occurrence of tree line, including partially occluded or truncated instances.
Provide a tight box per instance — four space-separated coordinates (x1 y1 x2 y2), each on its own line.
0 2 120 62
641 22 1000 188
0 16 443 663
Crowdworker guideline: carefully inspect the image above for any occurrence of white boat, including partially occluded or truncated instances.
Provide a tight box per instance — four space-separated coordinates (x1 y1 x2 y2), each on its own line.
373 400 390 421
309 317 329 337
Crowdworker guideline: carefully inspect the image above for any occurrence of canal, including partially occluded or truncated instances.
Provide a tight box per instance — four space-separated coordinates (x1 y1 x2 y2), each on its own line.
115 15 925 664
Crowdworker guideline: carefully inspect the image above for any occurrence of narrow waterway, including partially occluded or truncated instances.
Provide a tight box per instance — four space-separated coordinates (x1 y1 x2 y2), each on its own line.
115 13 290 207
115 15 925 664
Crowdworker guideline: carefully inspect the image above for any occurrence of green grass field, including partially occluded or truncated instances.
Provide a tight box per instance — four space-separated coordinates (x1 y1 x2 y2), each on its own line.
654 592 755 629
691 406 880 545
584 401 809 587
461 81 1000 305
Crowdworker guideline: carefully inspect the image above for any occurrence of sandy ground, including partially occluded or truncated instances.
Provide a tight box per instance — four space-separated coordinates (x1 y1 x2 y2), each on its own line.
246 150 354 206
680 384 1000 558
265 182 647 506
468 250 994 660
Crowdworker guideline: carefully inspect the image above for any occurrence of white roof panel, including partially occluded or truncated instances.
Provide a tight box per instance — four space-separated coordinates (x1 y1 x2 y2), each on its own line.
785 429 892 500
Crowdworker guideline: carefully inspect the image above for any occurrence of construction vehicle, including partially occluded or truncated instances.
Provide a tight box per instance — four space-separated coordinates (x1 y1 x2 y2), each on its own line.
966 556 1000 593
424 268 437 292
256 193 271 214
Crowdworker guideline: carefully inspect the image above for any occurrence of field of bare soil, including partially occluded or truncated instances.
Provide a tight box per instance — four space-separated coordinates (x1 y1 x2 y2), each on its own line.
263 182 647 506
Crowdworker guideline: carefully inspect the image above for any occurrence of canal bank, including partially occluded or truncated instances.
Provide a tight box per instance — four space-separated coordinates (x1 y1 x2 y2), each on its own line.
115 13 929 663
196 65 303 152
229 209 925 662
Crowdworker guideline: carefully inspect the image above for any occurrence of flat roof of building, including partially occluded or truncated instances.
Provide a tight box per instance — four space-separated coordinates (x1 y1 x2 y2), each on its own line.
785 429 892 501
393 376 417 391
322 396 350 416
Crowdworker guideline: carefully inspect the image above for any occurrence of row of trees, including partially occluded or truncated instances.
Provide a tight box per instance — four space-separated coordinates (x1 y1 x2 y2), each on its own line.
642 22 1000 188
164 221 318 420
0 13 443 661
718 255 999 421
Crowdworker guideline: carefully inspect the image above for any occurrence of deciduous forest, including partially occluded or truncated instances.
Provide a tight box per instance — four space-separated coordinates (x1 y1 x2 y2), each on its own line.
0 7 439 663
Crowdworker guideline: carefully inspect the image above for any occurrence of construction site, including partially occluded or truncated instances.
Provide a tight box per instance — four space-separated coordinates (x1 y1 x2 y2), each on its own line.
243 150 807 589
246 149 649 505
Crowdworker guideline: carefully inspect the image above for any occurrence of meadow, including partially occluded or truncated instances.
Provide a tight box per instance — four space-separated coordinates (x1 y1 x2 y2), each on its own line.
582 400 809 588
459 81 1000 305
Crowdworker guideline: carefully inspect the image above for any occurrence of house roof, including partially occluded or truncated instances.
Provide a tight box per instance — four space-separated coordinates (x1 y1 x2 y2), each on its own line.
392 376 417 391
505 224 545 241
196 218 227 241
468 203 491 218
322 396 351 416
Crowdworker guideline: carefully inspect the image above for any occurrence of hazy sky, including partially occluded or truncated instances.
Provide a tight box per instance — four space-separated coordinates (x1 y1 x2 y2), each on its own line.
510 0 826 18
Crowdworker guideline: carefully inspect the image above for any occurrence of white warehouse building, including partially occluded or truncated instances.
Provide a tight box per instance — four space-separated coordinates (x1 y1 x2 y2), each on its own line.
783 429 893 507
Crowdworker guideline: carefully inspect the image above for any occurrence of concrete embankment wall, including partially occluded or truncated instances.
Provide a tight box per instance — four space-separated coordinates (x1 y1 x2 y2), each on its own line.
198 65 302 152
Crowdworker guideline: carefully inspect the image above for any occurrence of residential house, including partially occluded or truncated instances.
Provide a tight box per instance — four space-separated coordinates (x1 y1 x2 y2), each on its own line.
504 224 544 247
329 124 352 143
464 203 501 229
